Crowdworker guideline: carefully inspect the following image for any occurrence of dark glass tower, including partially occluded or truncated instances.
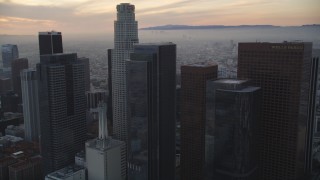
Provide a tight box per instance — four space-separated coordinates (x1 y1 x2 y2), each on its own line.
107 49 113 129
38 31 63 55
78 57 90 92
238 42 316 179
37 53 86 174
180 63 218 180
1 44 19 68
127 43 176 180
205 79 260 180
11 58 28 97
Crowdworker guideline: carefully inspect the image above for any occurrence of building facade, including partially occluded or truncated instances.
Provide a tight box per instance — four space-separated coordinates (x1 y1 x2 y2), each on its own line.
180 63 218 180
38 31 63 55
237 42 316 179
11 58 28 97
21 69 40 142
37 53 86 174
127 43 176 180
1 44 19 68
205 79 260 180
8 156 42 180
45 165 86 180
111 3 139 144
86 103 126 180
0 78 11 94
78 57 90 92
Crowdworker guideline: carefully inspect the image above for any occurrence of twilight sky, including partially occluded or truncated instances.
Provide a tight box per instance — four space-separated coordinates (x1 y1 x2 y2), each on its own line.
0 0 319 35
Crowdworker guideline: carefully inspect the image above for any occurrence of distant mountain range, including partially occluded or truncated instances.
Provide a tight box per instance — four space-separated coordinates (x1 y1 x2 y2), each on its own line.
140 24 320 30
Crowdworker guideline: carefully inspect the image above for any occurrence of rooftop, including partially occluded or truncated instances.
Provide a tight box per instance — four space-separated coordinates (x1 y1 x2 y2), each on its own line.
39 31 61 35
46 165 84 179
184 62 218 67
214 79 247 85
0 135 23 143
86 137 124 151
135 42 175 46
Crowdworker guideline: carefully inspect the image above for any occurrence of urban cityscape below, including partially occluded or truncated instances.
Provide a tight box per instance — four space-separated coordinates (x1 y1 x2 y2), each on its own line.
0 2 320 180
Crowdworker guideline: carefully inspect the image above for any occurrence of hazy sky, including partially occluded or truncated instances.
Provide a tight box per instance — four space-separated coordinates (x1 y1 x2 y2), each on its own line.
0 0 319 35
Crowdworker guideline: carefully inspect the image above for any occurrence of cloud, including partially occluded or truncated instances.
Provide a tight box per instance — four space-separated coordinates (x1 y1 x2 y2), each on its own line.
0 0 319 35
0 15 58 35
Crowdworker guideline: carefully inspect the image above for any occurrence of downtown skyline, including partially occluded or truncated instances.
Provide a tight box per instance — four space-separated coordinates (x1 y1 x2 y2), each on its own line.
0 0 319 35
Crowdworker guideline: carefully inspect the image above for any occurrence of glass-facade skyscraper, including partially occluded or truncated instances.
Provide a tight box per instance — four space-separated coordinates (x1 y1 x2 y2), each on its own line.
1 44 19 68
205 79 261 180
21 69 40 142
126 43 176 180
37 53 86 174
180 63 218 180
38 31 63 55
11 58 28 97
238 42 316 179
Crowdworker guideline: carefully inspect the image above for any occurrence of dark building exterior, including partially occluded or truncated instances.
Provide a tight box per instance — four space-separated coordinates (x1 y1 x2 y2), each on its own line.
78 57 90 92
1 44 19 68
38 31 63 55
0 157 18 180
37 53 86 174
21 69 40 142
0 78 11 94
107 49 113 128
0 92 20 113
11 58 28 97
8 156 42 180
180 63 218 180
126 43 176 180
237 42 316 179
205 79 260 180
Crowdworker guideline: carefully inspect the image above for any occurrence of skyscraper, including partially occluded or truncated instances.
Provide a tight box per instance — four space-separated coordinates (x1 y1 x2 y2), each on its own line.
107 49 113 130
112 3 139 143
86 103 126 180
205 79 260 180
238 42 316 179
0 78 11 94
1 44 19 68
11 58 28 97
78 57 90 92
37 53 86 174
127 43 176 180
38 31 63 55
21 69 40 142
180 63 218 180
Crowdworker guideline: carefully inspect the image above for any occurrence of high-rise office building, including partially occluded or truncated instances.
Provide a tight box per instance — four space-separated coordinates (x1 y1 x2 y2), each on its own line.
238 42 316 179
0 78 11 94
107 49 113 129
38 31 63 55
21 69 40 142
180 63 218 180
86 103 126 180
37 53 86 174
205 79 260 180
9 156 42 180
78 57 90 92
1 44 19 68
11 58 28 97
112 3 139 143
127 43 176 180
